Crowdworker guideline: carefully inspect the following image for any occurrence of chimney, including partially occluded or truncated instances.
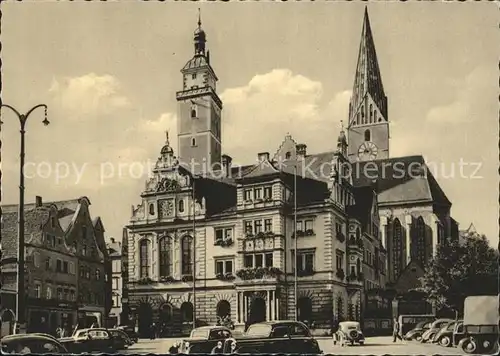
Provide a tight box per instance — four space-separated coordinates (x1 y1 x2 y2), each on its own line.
258 152 270 162
296 144 307 160
221 154 233 177
35 196 43 207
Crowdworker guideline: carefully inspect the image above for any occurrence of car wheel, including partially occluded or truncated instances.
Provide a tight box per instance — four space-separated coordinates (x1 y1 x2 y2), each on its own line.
461 338 477 354
439 336 451 347
415 334 422 342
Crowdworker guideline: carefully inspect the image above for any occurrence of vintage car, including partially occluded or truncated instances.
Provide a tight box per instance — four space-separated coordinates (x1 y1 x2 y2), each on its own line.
457 295 499 354
59 327 116 353
404 321 433 341
176 326 233 354
420 318 453 343
398 315 435 340
430 320 462 347
108 328 132 350
1 333 69 354
452 321 466 347
222 321 322 354
116 325 139 343
336 321 365 346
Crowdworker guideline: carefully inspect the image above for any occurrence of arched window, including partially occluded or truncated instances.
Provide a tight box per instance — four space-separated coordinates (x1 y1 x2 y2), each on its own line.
149 203 155 216
191 137 196 147
159 236 172 277
180 302 194 322
95 269 101 280
178 199 185 213
415 217 426 266
285 151 291 160
369 104 373 122
297 297 313 322
392 219 403 280
216 300 231 318
181 235 193 275
364 129 371 142
191 105 197 118
139 239 150 278
159 303 173 325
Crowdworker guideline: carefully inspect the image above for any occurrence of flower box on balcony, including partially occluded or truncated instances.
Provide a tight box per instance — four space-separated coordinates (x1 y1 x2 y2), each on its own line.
215 238 234 247
137 277 155 285
336 232 345 242
181 275 194 282
159 276 176 283
292 230 305 238
336 269 345 280
216 273 236 281
305 229 314 236
236 266 283 280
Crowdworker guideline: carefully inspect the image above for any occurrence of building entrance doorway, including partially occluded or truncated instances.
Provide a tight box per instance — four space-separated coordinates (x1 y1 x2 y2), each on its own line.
248 297 266 324
138 304 153 338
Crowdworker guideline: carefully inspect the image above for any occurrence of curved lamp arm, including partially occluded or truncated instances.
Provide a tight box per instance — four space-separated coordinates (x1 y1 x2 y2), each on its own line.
0 103 49 127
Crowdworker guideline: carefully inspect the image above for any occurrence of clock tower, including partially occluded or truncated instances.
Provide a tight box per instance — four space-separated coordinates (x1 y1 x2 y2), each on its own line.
176 12 222 173
347 8 390 162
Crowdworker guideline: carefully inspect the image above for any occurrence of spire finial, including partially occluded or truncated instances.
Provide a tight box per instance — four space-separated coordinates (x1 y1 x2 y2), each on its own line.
198 8 202 28
340 120 344 132
165 130 169 145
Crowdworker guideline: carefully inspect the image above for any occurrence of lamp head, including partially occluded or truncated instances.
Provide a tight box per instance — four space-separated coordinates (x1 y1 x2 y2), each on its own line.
43 118 50 126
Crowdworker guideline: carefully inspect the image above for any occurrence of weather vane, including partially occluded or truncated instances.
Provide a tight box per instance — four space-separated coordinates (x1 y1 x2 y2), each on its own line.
198 8 201 28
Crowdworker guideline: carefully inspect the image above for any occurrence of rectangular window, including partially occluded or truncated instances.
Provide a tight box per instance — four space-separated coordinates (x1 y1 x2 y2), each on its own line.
255 254 263 268
34 284 41 298
112 277 119 290
264 219 272 232
254 188 262 200
244 221 253 235
264 186 272 199
254 220 262 234
336 252 344 270
296 221 303 232
63 289 69 300
304 220 314 231
82 226 87 239
57 237 63 245
56 259 62 272
63 261 69 273
46 286 52 299
244 255 253 268
70 290 75 301
45 258 51 271
244 189 252 201
215 259 234 275
113 295 120 307
192 73 197 79
265 253 273 267
215 228 224 241
224 228 233 239
57 288 63 300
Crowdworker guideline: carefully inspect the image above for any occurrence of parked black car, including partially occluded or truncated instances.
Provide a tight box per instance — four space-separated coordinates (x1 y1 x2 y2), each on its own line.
1 333 68 354
116 325 139 343
222 321 322 354
431 320 463 347
59 328 116 353
108 329 132 350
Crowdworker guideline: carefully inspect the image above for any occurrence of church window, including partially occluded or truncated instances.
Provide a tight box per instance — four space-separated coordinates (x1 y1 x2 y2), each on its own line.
285 151 291 160
139 239 150 278
415 217 426 266
149 203 155 216
392 219 403 280
191 137 196 147
159 236 172 277
191 105 197 118
364 129 371 142
369 104 373 122
181 235 193 275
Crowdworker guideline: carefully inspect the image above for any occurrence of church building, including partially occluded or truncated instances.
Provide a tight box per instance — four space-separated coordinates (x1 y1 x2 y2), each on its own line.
124 9 457 337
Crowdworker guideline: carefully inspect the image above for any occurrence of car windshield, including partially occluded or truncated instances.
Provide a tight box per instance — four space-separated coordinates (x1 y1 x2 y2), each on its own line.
446 323 456 331
246 324 272 337
75 331 87 338
340 322 360 330
190 329 208 339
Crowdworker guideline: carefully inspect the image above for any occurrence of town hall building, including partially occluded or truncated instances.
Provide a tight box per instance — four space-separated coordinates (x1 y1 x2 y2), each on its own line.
124 9 458 337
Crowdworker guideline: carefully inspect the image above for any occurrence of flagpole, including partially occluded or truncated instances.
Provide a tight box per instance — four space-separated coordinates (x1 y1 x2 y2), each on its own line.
294 164 298 321
192 177 196 328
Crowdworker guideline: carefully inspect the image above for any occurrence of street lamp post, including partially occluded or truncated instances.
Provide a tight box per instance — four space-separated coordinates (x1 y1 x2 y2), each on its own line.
0 104 49 334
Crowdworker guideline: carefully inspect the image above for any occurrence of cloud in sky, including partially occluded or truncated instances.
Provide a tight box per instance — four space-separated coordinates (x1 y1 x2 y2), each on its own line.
49 73 130 118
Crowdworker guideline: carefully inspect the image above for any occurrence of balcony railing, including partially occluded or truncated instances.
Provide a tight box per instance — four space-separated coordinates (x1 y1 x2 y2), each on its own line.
291 229 315 238
236 266 283 281
348 237 364 249
214 238 234 247
296 269 315 277
215 273 236 281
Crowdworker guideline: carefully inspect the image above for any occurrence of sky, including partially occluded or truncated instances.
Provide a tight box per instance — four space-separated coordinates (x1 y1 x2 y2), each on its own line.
1 1 498 247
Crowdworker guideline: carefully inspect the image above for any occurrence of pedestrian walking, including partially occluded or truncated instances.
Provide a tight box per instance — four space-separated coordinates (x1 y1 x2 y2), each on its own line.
392 318 402 342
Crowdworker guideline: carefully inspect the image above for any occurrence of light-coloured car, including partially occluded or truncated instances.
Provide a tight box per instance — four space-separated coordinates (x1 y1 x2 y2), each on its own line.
337 321 365 346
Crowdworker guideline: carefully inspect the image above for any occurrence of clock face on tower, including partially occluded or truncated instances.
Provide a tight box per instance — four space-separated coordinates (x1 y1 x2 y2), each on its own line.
358 141 379 161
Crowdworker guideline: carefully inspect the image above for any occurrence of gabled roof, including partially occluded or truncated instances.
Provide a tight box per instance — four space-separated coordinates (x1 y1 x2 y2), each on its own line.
346 185 376 229
350 155 451 207
238 159 281 180
1 198 80 215
392 259 426 294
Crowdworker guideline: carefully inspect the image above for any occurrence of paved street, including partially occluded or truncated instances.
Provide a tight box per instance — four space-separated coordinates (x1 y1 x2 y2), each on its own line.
123 336 466 355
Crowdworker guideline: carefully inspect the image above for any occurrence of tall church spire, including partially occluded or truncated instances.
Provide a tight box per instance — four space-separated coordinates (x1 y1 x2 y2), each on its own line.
349 7 387 126
194 8 206 56
347 7 390 162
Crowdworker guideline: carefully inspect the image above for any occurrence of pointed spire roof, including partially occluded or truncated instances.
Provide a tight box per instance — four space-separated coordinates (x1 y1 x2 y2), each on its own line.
349 7 387 124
